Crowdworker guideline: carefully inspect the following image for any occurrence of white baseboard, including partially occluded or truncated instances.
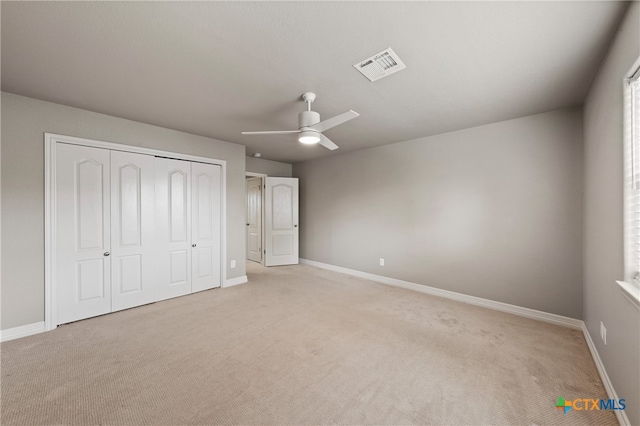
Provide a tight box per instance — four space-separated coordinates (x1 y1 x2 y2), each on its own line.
300 258 583 330
582 323 630 426
224 275 248 288
0 321 46 342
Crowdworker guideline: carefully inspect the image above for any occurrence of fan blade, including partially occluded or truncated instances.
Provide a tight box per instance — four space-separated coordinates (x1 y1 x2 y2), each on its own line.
310 110 359 132
241 130 299 135
319 133 339 150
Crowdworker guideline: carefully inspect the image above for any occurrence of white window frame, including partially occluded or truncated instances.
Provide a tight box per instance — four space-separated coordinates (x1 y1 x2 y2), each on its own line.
618 57 640 309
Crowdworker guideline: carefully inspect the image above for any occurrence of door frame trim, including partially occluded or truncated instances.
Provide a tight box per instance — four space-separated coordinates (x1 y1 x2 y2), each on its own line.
44 133 228 331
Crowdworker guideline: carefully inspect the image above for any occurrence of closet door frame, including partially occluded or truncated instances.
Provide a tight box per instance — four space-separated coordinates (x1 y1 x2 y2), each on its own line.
44 133 227 332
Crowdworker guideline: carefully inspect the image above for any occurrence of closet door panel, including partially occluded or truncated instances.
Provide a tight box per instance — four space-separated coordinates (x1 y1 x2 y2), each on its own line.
110 151 156 311
56 143 111 325
191 162 221 292
155 158 192 300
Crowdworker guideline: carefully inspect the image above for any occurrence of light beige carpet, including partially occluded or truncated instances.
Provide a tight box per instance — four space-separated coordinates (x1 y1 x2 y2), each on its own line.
1 262 615 425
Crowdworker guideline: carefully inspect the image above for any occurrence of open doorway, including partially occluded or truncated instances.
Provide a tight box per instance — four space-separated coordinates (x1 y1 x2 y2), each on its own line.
246 173 265 264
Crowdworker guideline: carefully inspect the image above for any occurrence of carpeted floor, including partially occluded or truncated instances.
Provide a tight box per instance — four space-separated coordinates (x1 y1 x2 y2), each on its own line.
1 262 616 425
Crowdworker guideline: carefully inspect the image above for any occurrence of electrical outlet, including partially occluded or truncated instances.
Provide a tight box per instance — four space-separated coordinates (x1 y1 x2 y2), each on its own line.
230 260 236 268
379 258 385 266
601 321 607 345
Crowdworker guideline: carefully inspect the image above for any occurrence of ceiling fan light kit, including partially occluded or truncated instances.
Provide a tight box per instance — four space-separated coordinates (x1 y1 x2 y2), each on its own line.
298 131 320 144
241 92 359 151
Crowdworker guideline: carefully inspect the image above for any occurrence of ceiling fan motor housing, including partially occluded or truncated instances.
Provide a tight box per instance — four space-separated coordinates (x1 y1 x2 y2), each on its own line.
299 111 320 129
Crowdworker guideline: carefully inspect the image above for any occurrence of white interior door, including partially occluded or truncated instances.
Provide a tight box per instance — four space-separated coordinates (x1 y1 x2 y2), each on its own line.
110 151 156 312
56 143 111 325
191 162 222 292
154 158 192 301
246 177 262 263
265 177 299 266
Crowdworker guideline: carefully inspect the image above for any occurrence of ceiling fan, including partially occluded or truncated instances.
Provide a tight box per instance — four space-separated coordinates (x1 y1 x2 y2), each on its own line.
241 92 359 150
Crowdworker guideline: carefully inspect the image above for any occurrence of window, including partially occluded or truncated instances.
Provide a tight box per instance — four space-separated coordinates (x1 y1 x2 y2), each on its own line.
619 61 640 308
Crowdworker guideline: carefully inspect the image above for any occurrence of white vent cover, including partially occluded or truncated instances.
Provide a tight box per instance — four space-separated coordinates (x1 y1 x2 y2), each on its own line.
354 48 406 82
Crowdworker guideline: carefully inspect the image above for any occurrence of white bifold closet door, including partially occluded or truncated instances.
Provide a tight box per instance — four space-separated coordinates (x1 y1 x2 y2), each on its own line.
155 158 192 301
56 142 222 325
191 162 222 292
110 150 156 312
56 144 112 325
155 159 222 297
57 145 157 323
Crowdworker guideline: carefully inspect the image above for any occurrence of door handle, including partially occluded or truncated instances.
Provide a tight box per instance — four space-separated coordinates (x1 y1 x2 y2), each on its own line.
246 223 249 226
294 225 298 227
192 244 196 248
104 252 110 256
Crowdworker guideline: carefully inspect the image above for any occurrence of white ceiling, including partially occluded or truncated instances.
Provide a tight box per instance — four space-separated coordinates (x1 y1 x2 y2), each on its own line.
1 1 628 164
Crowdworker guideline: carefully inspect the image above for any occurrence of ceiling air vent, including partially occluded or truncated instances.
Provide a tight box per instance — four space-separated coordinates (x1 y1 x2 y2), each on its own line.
354 47 406 82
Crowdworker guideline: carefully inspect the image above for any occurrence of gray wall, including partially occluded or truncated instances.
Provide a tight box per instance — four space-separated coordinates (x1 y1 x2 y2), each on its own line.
246 156 292 177
583 2 639 424
294 107 584 319
1 92 247 330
